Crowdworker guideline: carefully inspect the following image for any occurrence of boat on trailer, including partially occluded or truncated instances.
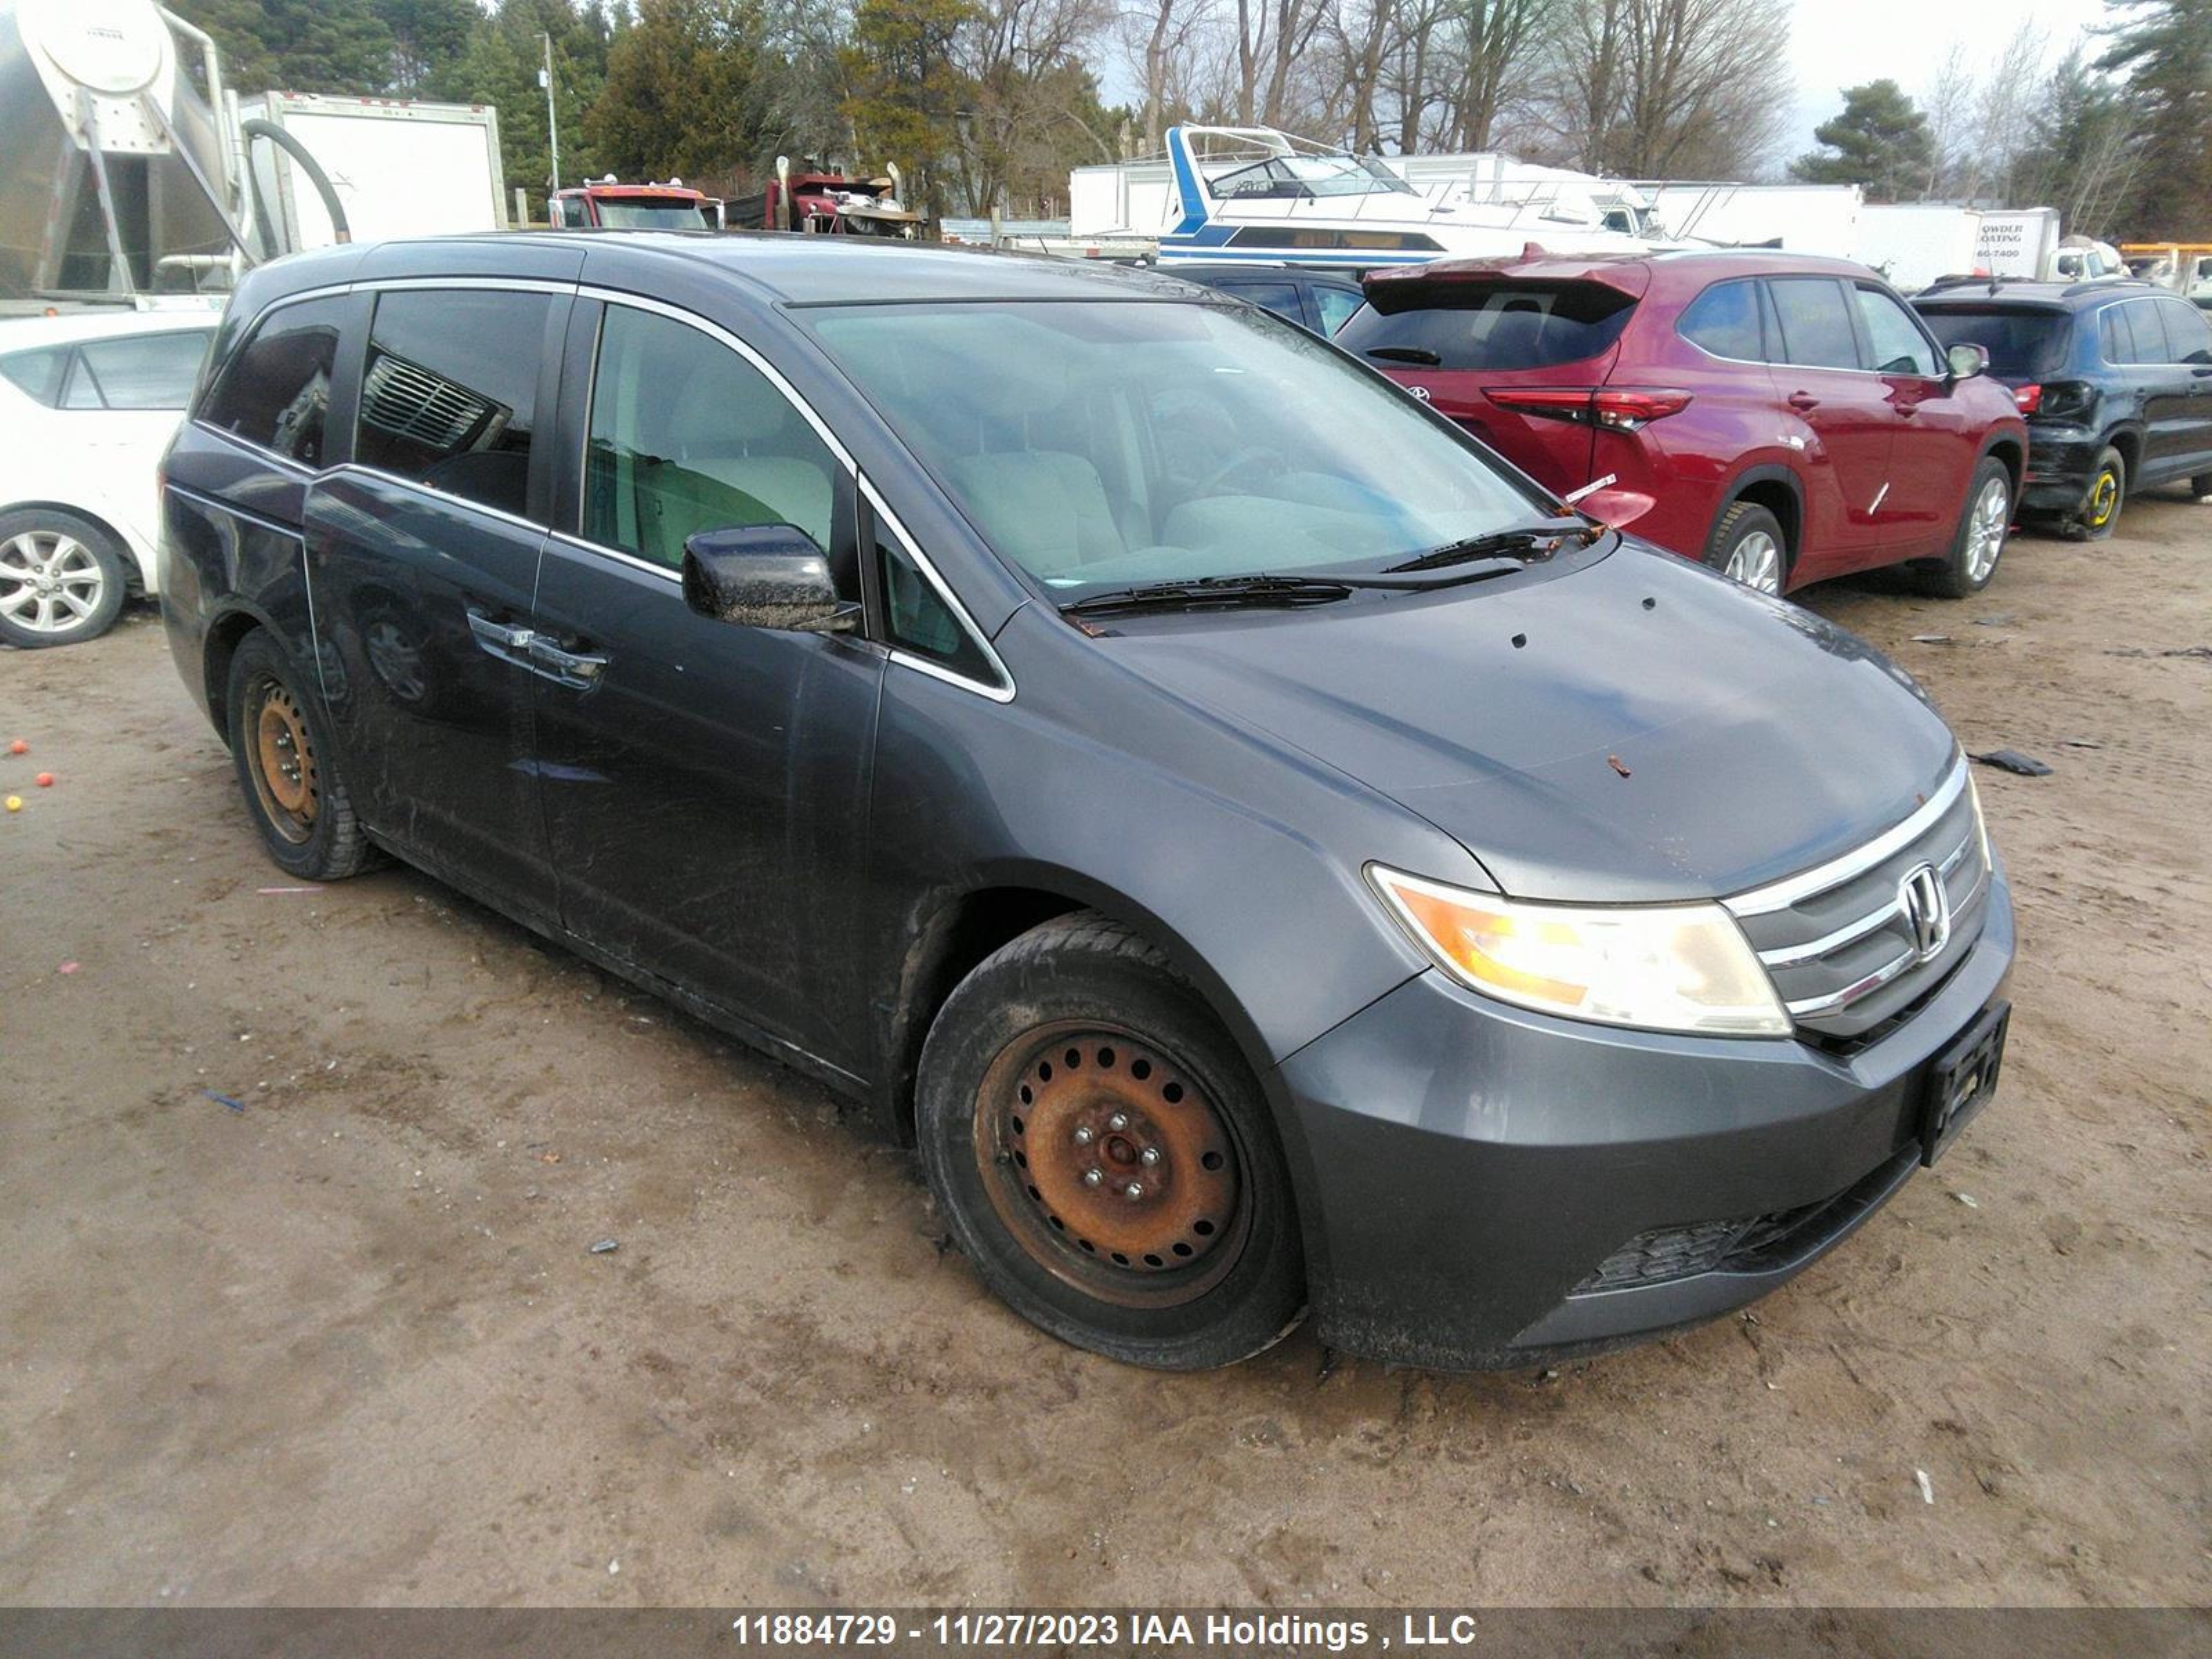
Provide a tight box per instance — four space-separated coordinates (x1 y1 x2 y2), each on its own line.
1156 126 1651 268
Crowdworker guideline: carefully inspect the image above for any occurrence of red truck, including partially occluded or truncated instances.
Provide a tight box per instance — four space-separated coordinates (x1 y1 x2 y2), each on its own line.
548 178 715 231
726 158 924 238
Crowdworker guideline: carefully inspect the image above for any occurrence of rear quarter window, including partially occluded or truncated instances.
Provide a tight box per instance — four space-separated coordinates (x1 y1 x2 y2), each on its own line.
200 297 348 466
0 346 69 407
1337 283 1636 370
1679 279 1764 360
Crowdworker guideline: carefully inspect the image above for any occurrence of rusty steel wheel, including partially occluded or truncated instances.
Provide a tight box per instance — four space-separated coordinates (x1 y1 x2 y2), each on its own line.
247 675 320 843
917 912 1304 1369
223 630 374 882
975 1022 1248 1306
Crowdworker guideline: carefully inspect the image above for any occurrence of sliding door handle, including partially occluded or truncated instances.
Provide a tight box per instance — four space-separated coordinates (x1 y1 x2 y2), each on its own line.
525 635 608 687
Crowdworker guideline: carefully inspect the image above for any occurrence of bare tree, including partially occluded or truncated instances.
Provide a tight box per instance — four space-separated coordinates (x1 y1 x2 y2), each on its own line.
1922 44 1972 198
1531 0 1789 178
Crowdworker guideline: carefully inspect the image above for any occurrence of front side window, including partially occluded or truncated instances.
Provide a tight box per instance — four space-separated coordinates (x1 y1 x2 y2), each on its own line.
355 289 552 518
1765 277 1861 371
200 297 346 465
1678 279 1763 361
805 299 1550 599
69 330 214 410
584 305 839 568
2159 299 2212 364
1854 286 1941 377
1337 281 1637 371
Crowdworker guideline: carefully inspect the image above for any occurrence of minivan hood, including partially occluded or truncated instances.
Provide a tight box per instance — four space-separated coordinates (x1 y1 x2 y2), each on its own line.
1100 543 1958 903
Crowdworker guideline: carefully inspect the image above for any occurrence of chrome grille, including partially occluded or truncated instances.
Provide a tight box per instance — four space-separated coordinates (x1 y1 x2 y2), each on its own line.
1725 762 1990 1042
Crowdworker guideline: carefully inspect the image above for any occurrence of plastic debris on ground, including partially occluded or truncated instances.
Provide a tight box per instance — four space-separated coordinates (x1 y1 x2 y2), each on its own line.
1971 749 2053 776
203 1090 247 1112
589 1238 619 1255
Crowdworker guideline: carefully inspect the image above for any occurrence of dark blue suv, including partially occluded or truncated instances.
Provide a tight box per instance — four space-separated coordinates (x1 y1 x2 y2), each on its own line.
1915 278 2212 538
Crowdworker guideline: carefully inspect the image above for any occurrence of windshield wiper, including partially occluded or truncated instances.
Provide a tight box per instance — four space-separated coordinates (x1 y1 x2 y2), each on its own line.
1062 574 1358 617
1389 522 1601 575
1366 346 1441 366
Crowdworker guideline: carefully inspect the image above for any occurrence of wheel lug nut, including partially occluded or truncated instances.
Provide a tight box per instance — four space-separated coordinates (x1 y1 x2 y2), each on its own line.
1082 1168 1103 1187
1123 1182 1144 1201
1106 1113 1128 1132
1139 1147 1160 1167
1072 1126 1094 1145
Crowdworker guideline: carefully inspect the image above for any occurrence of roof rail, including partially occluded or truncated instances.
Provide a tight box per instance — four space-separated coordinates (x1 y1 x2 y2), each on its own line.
2061 277 2154 297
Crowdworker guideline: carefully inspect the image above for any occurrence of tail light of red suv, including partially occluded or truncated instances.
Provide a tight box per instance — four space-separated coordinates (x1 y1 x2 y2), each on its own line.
1484 386 1696 432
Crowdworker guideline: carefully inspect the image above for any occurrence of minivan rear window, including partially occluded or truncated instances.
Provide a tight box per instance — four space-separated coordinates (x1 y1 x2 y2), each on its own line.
1915 308 2069 379
1336 283 1636 371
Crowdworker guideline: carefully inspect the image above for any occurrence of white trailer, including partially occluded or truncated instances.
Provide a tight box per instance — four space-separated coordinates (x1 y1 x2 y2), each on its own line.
1644 182 1862 254
241 92 507 252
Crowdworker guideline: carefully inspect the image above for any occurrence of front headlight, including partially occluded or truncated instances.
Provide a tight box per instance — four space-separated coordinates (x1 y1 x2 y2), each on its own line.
1368 865 1792 1038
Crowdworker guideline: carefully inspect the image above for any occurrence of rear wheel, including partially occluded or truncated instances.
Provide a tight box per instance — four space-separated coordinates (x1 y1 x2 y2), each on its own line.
2192 470 2212 499
1704 500 1788 594
224 630 375 881
0 509 129 648
2061 446 2125 541
915 912 1304 1369
1920 458 2012 598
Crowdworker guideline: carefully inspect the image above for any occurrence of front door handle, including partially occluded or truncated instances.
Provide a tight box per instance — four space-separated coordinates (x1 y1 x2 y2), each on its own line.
1787 391 1820 411
525 635 608 688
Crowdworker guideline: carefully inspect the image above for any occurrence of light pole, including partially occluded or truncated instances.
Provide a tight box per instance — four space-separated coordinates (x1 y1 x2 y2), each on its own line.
539 32 561 196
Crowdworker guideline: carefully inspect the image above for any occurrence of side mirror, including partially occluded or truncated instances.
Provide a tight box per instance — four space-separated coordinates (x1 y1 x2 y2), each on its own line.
1946 341 1989 382
681 525 859 635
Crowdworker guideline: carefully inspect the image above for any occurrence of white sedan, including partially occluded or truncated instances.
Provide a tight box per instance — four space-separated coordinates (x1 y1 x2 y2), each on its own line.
0 309 220 648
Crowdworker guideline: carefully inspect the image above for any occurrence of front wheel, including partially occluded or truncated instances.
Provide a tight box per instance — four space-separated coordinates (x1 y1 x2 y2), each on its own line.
915 912 1305 1369
0 509 130 648
1920 458 2012 598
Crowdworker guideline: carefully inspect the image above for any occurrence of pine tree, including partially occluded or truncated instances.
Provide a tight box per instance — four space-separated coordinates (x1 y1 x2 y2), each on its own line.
1790 80 1936 202
2099 0 2212 236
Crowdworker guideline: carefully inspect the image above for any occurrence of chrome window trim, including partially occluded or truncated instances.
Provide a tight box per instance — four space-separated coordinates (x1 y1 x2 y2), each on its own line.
546 527 682 585
165 479 304 541
1725 759 1971 917
862 471 1016 704
191 419 318 478
324 462 552 541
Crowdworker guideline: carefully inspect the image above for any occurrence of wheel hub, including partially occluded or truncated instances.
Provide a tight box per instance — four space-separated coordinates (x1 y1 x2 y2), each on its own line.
977 1027 1242 1303
251 680 319 836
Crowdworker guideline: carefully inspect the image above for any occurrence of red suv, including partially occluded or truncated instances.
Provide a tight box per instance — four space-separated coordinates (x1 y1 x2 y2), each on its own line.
1342 252 2028 597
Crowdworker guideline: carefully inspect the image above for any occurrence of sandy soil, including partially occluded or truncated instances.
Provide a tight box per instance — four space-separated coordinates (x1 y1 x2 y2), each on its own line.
1 498 2206 1609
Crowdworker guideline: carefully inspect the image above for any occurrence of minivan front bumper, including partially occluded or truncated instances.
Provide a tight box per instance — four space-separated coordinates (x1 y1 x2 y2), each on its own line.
1272 868 2014 1370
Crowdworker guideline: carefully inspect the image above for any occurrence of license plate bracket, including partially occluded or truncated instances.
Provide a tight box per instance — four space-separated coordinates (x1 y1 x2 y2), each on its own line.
1920 1000 2009 1166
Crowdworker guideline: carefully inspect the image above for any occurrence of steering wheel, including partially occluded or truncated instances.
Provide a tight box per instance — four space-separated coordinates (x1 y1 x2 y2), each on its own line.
1191 444 1288 498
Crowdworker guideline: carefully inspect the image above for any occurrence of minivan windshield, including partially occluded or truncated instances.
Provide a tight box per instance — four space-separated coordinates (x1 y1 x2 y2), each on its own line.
1916 307 2068 379
802 300 1550 597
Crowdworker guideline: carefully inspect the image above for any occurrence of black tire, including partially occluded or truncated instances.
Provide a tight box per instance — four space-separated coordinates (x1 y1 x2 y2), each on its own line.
2192 471 2211 498
1703 500 1789 594
1919 456 2013 599
0 508 131 648
224 629 375 881
915 911 1305 1369
2059 446 2125 541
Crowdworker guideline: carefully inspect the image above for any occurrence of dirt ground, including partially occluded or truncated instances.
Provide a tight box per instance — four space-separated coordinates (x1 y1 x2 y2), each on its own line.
1 498 2207 1611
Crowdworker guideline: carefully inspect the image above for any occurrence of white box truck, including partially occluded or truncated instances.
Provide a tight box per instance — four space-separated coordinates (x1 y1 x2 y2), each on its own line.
1855 204 1983 291
1975 209 2061 279
241 93 507 253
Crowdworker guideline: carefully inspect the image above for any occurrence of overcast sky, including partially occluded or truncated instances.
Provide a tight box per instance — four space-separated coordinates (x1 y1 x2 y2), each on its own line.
1781 0 2106 164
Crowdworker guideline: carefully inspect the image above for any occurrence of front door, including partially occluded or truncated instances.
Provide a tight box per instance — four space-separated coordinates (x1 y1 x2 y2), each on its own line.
527 299 883 1064
1763 276 1897 574
308 285 568 921
1851 281 1977 557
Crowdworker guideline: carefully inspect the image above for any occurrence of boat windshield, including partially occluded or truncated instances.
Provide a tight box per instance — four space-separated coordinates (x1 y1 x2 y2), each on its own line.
1212 153 1420 201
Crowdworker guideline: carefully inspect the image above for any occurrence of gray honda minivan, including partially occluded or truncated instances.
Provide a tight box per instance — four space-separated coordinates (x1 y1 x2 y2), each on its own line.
158 233 2012 1371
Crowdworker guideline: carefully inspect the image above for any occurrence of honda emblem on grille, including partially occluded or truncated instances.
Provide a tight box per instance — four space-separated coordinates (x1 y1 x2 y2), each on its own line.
1900 863 1951 962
